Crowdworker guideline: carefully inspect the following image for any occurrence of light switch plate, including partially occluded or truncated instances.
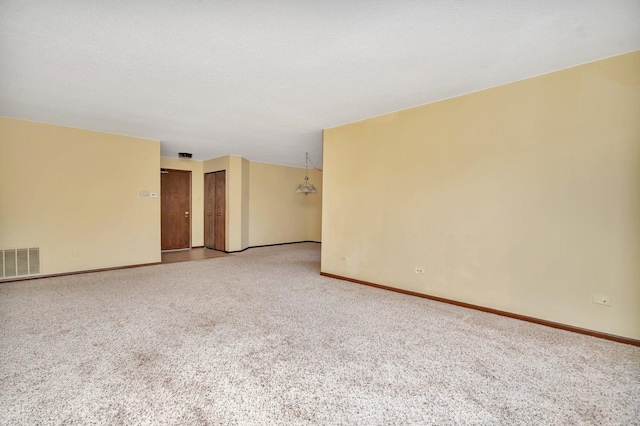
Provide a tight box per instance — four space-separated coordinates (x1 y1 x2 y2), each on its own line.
150 192 159 198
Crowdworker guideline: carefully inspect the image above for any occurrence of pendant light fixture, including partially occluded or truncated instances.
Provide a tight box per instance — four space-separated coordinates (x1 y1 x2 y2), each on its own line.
296 152 318 195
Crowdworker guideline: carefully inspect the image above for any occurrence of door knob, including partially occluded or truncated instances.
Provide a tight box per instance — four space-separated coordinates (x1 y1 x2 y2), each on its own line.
185 212 189 217
217 212 222 216
208 213 212 216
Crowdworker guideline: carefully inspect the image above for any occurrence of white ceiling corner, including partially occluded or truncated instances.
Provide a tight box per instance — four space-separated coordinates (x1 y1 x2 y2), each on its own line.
1 0 639 167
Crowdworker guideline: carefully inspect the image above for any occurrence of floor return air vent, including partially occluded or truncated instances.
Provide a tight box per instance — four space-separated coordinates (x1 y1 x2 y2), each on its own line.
1 248 40 278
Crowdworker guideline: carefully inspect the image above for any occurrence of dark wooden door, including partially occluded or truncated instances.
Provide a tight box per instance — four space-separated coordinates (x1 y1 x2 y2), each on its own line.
204 172 216 248
214 171 226 250
204 170 226 251
161 169 191 250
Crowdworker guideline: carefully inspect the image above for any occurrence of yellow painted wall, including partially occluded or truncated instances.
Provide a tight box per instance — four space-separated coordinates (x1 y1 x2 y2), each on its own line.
307 168 323 242
0 120 321 275
161 157 204 247
249 161 322 246
227 155 244 251
322 51 640 339
0 117 161 275
241 158 251 249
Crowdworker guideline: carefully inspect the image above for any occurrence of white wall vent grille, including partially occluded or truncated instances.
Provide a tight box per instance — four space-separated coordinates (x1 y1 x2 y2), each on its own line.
1 248 40 278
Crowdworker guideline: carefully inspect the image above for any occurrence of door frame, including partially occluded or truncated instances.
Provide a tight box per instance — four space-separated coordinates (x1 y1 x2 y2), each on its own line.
160 168 192 251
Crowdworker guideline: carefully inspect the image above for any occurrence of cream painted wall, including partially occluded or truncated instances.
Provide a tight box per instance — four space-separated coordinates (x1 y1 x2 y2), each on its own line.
227 155 244 251
248 161 322 246
241 158 251 249
0 122 320 276
307 168 323 242
161 157 204 247
0 117 161 275
322 51 640 340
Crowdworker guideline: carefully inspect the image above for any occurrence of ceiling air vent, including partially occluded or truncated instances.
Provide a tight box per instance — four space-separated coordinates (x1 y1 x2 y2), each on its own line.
1 248 40 279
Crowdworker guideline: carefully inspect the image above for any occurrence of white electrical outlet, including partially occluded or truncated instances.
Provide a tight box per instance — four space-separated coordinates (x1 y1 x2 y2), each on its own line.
592 294 611 306
415 267 424 274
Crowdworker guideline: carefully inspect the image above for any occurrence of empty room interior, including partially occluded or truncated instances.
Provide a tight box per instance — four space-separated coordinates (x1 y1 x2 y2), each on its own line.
1 1 639 424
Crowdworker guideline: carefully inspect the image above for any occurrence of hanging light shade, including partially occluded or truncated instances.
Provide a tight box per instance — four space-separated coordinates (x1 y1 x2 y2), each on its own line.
296 176 317 195
296 152 318 195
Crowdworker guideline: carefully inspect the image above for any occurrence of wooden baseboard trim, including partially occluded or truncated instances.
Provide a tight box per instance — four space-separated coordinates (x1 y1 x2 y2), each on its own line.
225 247 249 254
320 272 640 347
1 262 163 284
226 240 321 254
3 242 323 282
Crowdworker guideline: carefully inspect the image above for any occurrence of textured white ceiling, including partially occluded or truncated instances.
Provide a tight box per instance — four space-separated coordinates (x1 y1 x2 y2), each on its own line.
1 1 639 166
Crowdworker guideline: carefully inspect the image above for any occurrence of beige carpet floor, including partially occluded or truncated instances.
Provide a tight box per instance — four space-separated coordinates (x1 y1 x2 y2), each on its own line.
1 243 638 425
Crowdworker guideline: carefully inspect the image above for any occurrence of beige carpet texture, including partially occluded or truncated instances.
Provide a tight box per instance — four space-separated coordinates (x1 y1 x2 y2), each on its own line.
1 243 639 425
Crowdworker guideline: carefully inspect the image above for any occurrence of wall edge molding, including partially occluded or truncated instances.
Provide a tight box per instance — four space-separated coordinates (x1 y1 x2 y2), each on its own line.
0 242 323 282
226 240 321 253
320 272 640 347
0 262 163 284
